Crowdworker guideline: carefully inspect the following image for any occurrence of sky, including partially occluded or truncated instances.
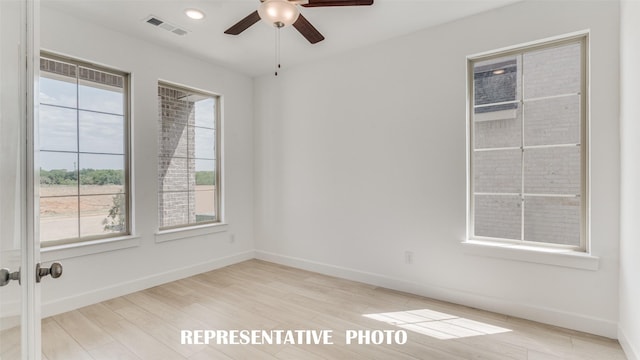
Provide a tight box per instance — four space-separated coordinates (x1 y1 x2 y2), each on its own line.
39 75 216 173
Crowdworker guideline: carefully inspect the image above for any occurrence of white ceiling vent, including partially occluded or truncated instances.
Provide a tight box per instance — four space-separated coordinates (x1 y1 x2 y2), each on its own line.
144 15 189 36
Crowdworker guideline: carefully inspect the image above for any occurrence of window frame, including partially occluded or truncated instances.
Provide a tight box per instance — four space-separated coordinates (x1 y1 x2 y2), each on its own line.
39 52 132 247
157 81 222 231
466 33 589 252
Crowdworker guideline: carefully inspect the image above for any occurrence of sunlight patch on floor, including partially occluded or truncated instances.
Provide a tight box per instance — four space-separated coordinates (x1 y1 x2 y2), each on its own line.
363 308 511 340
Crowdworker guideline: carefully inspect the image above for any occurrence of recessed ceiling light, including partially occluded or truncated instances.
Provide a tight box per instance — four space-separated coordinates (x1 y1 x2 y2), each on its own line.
185 9 205 20
492 69 505 75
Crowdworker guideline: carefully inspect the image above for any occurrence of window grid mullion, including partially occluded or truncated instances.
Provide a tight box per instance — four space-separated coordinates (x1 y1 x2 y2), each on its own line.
523 92 581 103
187 123 192 225
40 102 124 118
475 192 580 198
520 53 526 243
473 99 520 109
75 65 82 239
40 54 130 246
475 143 580 153
469 37 585 249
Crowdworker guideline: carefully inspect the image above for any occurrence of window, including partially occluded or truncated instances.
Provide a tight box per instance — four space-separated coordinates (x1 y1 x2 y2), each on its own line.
468 35 587 250
39 54 130 246
157 83 220 230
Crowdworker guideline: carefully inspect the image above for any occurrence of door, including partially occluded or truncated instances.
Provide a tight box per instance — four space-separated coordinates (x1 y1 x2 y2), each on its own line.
1 0 41 358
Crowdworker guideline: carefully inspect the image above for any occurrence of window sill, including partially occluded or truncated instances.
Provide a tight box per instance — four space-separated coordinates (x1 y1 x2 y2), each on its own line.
41 235 141 262
155 223 228 243
461 240 599 271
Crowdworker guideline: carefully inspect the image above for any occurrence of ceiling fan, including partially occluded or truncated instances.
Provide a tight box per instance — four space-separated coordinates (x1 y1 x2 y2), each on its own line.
224 0 374 44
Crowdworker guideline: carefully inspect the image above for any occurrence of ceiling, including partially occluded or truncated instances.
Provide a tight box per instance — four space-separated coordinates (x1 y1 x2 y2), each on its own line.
42 0 520 77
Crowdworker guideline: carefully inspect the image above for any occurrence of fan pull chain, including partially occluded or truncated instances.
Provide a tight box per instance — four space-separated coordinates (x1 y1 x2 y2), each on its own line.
274 26 282 76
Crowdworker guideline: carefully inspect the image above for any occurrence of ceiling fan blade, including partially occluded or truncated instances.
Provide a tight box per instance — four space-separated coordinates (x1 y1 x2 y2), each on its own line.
293 14 325 44
301 0 373 7
224 11 261 35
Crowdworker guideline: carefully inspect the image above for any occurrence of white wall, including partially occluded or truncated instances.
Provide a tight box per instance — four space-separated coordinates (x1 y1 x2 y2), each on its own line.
619 1 640 358
254 1 621 338
39 6 254 316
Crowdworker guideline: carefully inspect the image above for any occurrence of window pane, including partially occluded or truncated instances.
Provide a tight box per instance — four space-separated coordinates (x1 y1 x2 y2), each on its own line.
193 127 215 159
473 55 520 109
40 196 78 242
39 105 78 152
195 159 216 186
195 159 216 222
524 95 580 146
40 151 78 195
524 147 580 195
524 196 580 246
473 149 521 193
159 120 189 160
40 74 77 108
79 154 125 195
78 67 124 115
158 83 218 230
39 55 129 244
474 195 521 240
80 194 127 237
159 191 190 228
195 190 215 223
159 86 191 125
523 42 581 99
474 104 522 149
195 97 215 129
158 157 189 192
79 111 125 154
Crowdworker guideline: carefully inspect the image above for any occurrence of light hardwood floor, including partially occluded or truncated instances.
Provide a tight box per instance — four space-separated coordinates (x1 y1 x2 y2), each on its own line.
19 260 633 359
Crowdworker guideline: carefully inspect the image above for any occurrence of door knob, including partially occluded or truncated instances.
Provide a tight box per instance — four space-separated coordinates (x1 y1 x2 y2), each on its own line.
0 268 20 286
36 262 63 283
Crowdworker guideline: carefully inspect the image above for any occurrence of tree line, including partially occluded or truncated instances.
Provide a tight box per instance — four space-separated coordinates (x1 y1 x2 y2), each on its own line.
40 169 215 186
40 169 123 185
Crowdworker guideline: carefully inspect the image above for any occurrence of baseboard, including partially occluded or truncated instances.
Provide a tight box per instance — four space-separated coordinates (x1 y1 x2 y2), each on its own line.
619 326 639 360
42 250 255 318
255 250 618 339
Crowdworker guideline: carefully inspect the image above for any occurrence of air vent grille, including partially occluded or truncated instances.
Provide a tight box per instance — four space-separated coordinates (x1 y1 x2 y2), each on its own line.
146 17 163 26
172 28 188 36
144 15 189 36
159 23 175 31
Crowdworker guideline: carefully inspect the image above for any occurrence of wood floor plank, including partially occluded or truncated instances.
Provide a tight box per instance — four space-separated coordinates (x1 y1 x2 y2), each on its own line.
41 319 92 360
208 343 278 360
107 298 203 357
79 302 184 359
187 346 234 360
33 259 626 360
570 336 628 360
0 324 22 359
53 309 114 351
274 345 327 360
87 340 141 360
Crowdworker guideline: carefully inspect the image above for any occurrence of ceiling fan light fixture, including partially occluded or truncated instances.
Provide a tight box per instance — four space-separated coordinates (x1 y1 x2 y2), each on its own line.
185 9 205 20
258 0 300 27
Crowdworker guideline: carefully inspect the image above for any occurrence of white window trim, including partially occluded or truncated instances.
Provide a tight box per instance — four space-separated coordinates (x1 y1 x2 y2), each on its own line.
41 235 140 262
466 30 590 255
155 223 228 243
156 81 223 232
461 240 599 271
39 52 132 247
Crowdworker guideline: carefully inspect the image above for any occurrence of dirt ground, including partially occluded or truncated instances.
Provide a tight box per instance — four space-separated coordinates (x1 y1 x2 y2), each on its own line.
40 185 215 242
40 185 124 217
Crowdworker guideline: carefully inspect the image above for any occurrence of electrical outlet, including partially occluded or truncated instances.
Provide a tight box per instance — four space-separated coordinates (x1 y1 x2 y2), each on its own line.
404 251 413 264
230 234 235 243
